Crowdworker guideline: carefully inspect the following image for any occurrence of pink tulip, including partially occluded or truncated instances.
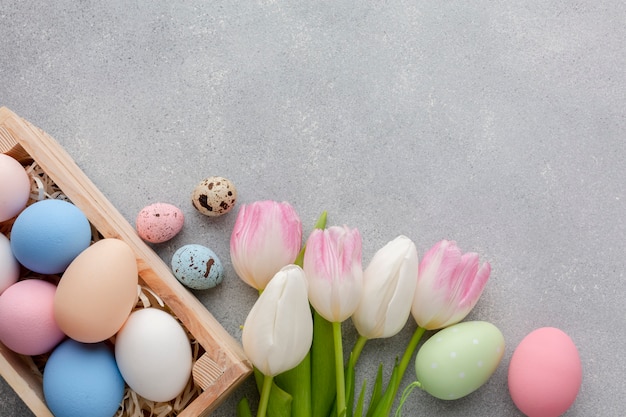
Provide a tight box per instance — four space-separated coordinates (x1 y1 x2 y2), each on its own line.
411 240 491 330
230 200 302 290
303 225 363 323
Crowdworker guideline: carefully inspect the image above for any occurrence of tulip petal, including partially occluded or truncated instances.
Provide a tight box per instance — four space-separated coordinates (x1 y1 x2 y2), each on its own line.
353 235 418 339
304 226 363 323
242 265 313 376
461 260 491 308
411 240 491 330
231 201 302 289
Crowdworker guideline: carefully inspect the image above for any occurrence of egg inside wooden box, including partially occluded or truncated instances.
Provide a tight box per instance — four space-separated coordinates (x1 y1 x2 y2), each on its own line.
0 107 250 417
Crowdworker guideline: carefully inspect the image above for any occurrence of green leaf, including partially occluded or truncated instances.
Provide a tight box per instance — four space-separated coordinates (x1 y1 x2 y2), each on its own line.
354 379 367 417
254 368 293 417
346 336 368 417
311 310 336 417
370 361 402 417
237 397 253 417
365 363 386 417
294 211 328 267
275 351 312 417
345 352 356 417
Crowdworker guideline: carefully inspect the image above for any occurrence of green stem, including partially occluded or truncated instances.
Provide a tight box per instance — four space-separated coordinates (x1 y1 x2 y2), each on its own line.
258 374 274 417
333 321 347 417
396 326 426 384
376 326 426 416
351 335 368 366
345 336 368 417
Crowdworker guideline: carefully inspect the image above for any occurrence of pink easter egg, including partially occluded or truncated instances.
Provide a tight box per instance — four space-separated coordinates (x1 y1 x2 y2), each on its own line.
508 327 582 417
135 203 184 243
0 279 66 355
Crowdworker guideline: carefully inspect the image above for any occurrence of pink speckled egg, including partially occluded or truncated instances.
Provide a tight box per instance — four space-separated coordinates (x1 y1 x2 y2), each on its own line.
136 203 184 243
0 279 66 355
508 327 582 417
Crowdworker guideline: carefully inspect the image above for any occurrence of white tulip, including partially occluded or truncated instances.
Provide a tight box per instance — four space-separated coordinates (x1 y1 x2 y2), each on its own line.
352 235 419 339
242 264 313 376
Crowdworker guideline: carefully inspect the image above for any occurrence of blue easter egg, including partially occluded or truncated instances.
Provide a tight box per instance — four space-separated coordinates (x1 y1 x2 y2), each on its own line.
171 244 224 290
43 339 125 417
10 199 91 274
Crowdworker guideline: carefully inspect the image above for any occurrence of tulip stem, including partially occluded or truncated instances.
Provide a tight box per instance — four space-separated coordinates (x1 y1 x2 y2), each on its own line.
351 335 368 365
333 321 347 417
257 374 273 417
377 326 426 416
345 335 368 417
397 326 426 385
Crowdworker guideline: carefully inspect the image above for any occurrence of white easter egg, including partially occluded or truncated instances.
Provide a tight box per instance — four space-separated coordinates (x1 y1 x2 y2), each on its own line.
114 308 192 402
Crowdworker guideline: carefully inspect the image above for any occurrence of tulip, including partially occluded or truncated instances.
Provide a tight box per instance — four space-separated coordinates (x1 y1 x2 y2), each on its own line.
411 240 491 330
352 235 419 340
303 225 363 323
372 240 491 417
242 264 313 376
303 225 363 417
242 265 313 417
345 235 418 415
230 200 302 290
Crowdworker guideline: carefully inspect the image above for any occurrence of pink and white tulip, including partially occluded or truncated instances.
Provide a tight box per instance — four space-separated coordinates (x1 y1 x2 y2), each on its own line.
230 200 302 290
411 240 491 330
352 235 419 339
241 265 313 376
303 225 363 323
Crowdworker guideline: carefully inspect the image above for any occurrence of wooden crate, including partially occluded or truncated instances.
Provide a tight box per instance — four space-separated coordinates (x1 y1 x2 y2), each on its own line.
0 107 252 416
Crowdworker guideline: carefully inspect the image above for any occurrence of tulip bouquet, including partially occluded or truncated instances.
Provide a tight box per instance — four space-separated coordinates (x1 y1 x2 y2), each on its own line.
232 201 491 417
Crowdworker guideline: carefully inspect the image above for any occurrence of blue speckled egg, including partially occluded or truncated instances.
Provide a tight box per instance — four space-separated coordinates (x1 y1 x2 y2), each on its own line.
171 244 224 290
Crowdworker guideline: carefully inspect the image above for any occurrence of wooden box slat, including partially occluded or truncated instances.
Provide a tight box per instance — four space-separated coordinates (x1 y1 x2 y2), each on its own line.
0 107 251 417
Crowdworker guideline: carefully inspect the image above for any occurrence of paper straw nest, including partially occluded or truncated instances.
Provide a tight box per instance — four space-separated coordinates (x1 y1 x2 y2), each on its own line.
1 160 203 416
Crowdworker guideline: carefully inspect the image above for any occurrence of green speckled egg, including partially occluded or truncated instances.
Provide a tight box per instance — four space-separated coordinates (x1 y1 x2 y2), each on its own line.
415 321 504 400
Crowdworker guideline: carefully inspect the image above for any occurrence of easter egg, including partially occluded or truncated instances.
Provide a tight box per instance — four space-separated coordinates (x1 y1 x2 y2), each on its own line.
415 321 505 400
171 244 224 290
0 233 19 295
54 238 138 343
0 153 30 222
115 308 193 402
43 339 125 417
135 202 184 243
191 176 237 217
10 199 92 274
0 279 65 355
508 327 582 417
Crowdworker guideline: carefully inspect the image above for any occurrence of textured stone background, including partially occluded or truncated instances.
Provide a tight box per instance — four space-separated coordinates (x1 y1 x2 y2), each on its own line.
1 1 625 416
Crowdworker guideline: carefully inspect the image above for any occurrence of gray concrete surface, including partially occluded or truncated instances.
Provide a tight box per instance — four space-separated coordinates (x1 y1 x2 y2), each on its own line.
1 1 625 416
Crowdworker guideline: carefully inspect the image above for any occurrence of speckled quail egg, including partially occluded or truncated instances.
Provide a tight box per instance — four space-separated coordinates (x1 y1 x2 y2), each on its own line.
171 244 224 290
191 176 237 217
